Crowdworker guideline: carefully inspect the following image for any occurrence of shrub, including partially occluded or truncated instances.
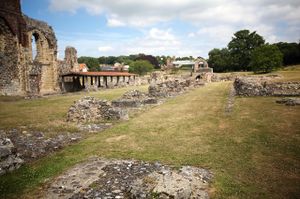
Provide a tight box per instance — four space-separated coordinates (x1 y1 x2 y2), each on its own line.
250 44 283 73
129 60 154 75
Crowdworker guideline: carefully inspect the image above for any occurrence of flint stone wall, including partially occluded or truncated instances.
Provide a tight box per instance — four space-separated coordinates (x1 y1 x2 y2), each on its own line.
0 138 24 175
67 97 128 123
148 79 193 98
112 90 158 108
234 77 300 97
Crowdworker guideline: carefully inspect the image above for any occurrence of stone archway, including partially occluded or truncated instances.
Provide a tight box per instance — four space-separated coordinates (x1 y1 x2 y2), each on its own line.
28 30 50 63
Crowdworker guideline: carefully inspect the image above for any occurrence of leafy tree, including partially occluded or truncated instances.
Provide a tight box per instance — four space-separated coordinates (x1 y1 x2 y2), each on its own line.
208 48 231 72
105 56 117 65
175 56 193 61
98 56 106 64
136 54 159 69
156 55 168 67
274 42 300 66
250 44 283 73
129 60 154 75
78 56 99 71
228 30 265 71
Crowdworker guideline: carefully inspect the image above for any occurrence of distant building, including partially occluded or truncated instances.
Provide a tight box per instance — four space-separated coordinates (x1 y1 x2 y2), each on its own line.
79 63 88 72
100 63 129 72
100 65 115 71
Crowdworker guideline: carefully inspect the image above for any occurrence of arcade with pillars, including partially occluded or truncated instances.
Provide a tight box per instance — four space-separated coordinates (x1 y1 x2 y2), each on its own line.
61 72 136 92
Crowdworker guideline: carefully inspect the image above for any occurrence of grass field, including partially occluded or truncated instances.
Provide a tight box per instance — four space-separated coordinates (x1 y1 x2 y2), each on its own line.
0 67 299 198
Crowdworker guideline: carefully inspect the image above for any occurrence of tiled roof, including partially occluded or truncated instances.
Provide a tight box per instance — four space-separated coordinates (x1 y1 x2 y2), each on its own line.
79 63 87 70
64 71 136 77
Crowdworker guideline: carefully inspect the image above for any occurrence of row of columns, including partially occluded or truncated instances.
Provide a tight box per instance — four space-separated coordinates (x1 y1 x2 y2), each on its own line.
81 75 135 88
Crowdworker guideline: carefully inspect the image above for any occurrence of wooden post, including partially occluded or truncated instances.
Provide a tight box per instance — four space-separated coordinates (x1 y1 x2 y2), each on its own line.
105 76 108 87
98 76 101 87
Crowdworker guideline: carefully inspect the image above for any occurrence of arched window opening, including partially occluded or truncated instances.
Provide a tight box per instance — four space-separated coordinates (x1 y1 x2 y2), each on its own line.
31 33 39 61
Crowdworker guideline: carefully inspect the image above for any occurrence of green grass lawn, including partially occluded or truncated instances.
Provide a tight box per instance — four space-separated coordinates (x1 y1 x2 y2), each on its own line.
0 73 299 198
0 85 148 133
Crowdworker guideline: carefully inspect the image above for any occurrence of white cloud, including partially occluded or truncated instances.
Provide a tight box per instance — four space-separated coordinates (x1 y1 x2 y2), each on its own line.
98 46 113 52
106 15 126 27
50 0 300 57
188 33 196 38
197 25 235 42
124 28 182 55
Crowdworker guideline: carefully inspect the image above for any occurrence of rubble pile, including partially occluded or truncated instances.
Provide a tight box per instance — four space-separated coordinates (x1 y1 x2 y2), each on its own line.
67 97 128 123
0 138 24 175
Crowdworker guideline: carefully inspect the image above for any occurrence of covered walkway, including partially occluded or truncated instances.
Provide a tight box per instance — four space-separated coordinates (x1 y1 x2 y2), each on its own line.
61 71 136 92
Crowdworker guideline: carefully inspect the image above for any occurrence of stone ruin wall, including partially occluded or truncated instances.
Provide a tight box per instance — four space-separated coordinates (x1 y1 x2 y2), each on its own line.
0 0 61 96
234 76 300 97
24 15 59 95
0 17 21 95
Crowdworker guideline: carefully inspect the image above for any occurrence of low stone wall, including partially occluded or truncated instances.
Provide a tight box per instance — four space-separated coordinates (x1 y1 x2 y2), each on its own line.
234 77 300 97
0 138 24 175
148 79 194 98
67 97 128 123
276 98 300 106
67 78 204 123
112 90 158 108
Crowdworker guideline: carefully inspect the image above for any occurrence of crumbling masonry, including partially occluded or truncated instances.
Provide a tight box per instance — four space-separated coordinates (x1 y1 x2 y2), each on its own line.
0 0 82 96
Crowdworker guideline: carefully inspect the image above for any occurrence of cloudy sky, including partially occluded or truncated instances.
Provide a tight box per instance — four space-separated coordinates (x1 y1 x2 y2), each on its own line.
22 0 300 59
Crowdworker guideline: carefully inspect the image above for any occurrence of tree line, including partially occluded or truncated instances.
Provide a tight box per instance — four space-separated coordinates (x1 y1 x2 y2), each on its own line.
78 29 300 75
208 29 300 73
78 54 159 75
78 54 196 75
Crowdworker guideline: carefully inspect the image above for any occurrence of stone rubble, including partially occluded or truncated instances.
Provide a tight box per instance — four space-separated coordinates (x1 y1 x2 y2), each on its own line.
67 96 129 123
68 78 205 123
78 123 112 132
225 85 236 114
112 90 158 108
0 138 24 175
148 79 203 98
234 76 300 97
44 158 213 199
0 129 83 163
276 98 300 106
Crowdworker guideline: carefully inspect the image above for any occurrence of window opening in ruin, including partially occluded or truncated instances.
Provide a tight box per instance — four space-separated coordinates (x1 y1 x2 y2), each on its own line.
31 33 39 61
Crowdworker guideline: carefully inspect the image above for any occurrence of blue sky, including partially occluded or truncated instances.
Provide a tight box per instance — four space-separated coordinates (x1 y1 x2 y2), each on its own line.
21 0 300 59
